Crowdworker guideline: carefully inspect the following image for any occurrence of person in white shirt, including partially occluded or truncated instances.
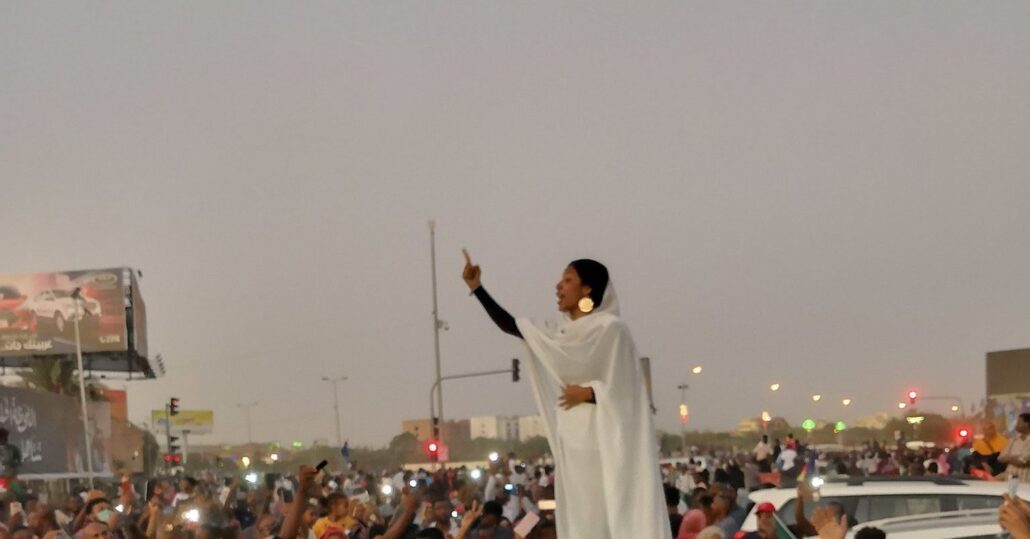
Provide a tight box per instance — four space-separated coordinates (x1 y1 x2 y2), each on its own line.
753 435 774 473
775 446 799 486
1000 413 1030 483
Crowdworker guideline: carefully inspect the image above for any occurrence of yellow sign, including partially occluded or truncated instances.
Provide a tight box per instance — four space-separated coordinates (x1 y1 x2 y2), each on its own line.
151 410 214 435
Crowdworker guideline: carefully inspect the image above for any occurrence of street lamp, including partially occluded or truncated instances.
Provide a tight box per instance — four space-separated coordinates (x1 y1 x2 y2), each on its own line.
770 383 780 392
951 405 960 413
898 402 907 409
812 394 822 402
691 366 703 375
842 398 852 406
321 375 349 447
70 288 95 489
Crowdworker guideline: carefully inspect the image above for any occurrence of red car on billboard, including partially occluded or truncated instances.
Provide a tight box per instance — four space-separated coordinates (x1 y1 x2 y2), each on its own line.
0 286 36 333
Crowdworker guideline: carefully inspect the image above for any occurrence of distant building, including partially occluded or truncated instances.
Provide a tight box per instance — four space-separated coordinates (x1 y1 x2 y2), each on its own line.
402 419 470 442
470 416 520 440
736 417 762 434
518 416 546 441
856 413 890 430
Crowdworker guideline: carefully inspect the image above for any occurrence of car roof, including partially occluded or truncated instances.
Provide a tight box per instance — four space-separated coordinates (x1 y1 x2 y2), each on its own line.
747 476 1022 505
850 509 1002 536
741 478 1027 532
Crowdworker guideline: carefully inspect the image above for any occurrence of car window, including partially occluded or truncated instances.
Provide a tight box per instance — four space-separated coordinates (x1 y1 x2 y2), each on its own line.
776 497 858 526
0 287 20 299
953 495 1003 511
867 495 942 521
53 290 70 298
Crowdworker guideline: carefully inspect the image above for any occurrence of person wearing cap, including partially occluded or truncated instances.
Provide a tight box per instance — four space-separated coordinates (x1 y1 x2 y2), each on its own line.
739 503 776 539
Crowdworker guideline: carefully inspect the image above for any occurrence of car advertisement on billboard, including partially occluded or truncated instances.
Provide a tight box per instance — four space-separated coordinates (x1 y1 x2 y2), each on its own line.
0 269 128 357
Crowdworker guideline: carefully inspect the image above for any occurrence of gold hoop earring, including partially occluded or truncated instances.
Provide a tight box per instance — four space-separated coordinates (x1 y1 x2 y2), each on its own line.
578 297 594 314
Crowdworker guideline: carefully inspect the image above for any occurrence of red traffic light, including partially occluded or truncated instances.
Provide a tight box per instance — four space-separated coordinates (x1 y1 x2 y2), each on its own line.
163 454 172 463
907 390 919 404
959 428 970 438
423 439 441 460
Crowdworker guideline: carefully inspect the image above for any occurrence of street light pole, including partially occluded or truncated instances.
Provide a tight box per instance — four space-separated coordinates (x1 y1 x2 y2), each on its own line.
70 288 95 489
237 402 258 444
321 376 348 448
677 383 689 454
428 220 445 445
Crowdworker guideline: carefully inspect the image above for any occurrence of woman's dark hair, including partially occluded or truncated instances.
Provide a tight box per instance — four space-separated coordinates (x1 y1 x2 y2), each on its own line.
568 259 609 307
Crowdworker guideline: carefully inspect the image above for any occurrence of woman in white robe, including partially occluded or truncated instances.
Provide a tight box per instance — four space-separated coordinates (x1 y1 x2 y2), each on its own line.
462 251 671 539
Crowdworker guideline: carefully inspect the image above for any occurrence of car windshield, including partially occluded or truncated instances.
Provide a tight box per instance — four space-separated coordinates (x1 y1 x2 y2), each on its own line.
0 287 21 299
52 290 71 298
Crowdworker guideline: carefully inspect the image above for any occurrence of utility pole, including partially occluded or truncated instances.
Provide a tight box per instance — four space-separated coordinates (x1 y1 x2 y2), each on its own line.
322 376 348 448
428 220 445 446
70 288 95 488
238 402 258 444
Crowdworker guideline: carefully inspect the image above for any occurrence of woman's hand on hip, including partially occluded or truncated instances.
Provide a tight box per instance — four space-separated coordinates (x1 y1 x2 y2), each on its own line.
559 384 594 410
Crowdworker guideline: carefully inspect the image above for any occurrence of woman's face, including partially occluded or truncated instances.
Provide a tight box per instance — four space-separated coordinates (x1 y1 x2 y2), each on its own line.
555 267 591 313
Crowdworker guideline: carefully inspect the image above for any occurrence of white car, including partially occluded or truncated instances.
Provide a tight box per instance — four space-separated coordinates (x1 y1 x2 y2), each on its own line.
848 509 1003 538
739 476 1028 533
28 288 102 334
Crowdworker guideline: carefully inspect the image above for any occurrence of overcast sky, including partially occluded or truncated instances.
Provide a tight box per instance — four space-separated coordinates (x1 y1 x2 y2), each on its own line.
3 1 1029 447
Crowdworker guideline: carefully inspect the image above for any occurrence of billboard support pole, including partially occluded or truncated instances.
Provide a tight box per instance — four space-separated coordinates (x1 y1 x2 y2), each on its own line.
71 289 96 489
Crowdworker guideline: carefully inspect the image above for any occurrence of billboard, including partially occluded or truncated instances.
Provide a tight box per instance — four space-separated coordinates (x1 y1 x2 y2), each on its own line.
151 410 214 435
0 269 128 357
0 387 113 479
986 348 1030 397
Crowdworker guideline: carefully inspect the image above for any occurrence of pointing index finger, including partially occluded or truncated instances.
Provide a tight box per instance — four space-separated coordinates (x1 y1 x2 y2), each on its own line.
462 248 472 265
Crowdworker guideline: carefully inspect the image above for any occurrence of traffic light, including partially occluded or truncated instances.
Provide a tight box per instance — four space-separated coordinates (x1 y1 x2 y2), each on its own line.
512 358 520 383
169 397 180 416
679 404 689 425
168 435 180 455
907 390 919 405
163 454 182 465
424 439 440 461
957 426 972 444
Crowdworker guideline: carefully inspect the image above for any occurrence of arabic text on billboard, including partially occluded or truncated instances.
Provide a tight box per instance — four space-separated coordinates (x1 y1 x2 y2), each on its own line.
0 387 113 478
0 269 128 357
151 410 214 435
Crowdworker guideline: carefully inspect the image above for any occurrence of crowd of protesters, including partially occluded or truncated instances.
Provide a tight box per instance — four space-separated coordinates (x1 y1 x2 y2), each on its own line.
0 450 558 539
0 413 1028 539
657 413 1030 538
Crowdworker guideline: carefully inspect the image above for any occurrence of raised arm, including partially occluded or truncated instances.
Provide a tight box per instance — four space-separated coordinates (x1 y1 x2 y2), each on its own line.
280 466 317 539
463 249 522 339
